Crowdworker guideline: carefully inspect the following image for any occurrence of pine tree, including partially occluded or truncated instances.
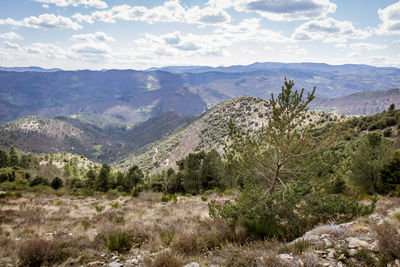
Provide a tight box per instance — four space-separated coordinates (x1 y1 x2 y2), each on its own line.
96 164 111 192
9 146 19 167
0 149 9 168
124 165 144 192
227 78 316 192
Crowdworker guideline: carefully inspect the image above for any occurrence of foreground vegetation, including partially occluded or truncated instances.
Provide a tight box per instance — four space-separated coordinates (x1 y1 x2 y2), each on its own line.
1 78 400 266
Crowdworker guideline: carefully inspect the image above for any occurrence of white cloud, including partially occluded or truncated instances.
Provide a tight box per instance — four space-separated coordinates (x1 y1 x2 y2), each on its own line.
185 6 231 24
72 32 115 42
71 42 111 54
2 41 20 50
292 18 370 42
80 0 231 25
334 43 347 48
206 0 336 21
72 13 94 24
34 0 108 9
25 42 76 59
216 18 292 43
0 32 23 40
376 1 400 35
0 14 82 30
350 42 387 51
132 18 291 60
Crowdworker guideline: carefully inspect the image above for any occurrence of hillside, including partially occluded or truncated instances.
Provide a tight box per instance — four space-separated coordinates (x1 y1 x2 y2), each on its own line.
0 112 194 163
116 96 330 173
1 63 400 123
311 88 400 115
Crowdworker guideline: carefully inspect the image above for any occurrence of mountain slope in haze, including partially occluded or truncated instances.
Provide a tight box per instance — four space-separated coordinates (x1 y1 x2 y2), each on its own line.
1 62 400 123
0 70 206 124
0 66 62 72
0 112 195 163
310 88 400 115
116 96 331 173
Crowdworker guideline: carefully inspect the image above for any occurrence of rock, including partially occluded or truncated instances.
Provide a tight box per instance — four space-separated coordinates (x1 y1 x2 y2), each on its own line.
324 238 333 247
183 262 200 267
109 262 123 267
337 262 343 267
369 240 379 252
278 254 293 261
127 258 139 265
323 263 330 266
111 255 119 261
348 238 369 248
315 250 327 254
87 261 104 266
349 249 357 256
124 264 135 267
328 251 335 258
338 254 346 260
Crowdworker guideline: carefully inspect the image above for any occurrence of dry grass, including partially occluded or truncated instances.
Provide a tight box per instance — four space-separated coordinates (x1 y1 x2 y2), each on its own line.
144 250 182 267
351 223 370 233
373 222 400 258
18 238 68 266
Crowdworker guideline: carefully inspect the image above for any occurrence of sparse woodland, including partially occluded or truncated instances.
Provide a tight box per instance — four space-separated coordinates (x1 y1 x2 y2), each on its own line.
1 78 400 266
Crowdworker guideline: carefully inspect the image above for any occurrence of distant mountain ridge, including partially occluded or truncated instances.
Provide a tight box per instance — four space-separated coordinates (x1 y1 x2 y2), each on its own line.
0 66 62 72
311 88 400 115
1 62 399 125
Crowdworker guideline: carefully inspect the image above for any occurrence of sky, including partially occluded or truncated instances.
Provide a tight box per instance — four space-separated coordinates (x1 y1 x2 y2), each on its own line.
0 0 399 70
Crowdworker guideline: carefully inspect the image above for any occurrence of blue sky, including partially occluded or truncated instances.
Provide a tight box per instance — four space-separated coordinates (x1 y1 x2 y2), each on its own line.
0 0 399 70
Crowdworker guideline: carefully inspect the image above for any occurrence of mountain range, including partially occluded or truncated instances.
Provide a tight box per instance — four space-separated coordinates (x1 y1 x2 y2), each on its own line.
1 62 400 170
1 62 400 125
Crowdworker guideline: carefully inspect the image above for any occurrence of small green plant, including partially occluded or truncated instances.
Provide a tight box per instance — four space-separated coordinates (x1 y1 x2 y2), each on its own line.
94 205 105 212
111 202 120 209
161 194 173 202
104 231 132 253
115 216 125 224
14 191 22 198
159 229 176 246
81 220 90 230
201 196 208 202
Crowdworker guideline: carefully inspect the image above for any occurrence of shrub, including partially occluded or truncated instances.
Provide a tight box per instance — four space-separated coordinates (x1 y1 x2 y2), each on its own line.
145 250 182 267
18 238 67 267
171 232 203 255
383 128 393 137
373 222 400 259
29 176 49 187
0 167 15 182
159 229 175 246
103 230 132 253
50 177 63 190
94 205 105 212
209 183 376 241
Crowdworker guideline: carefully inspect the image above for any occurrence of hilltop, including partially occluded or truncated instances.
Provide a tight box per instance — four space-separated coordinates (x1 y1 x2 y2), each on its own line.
117 95 331 173
0 112 194 163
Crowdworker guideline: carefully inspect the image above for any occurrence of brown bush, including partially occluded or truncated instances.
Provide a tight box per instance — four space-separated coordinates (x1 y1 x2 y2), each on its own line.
145 250 182 267
18 238 67 266
171 232 203 255
373 222 400 258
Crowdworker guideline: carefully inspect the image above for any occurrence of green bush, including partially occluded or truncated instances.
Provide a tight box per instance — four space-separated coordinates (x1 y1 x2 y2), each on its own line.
379 151 400 194
103 231 132 253
0 167 15 182
50 177 63 190
209 183 376 241
29 176 49 187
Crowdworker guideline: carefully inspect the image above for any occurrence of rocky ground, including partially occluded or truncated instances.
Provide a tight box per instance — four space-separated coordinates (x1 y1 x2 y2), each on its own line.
0 189 399 266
